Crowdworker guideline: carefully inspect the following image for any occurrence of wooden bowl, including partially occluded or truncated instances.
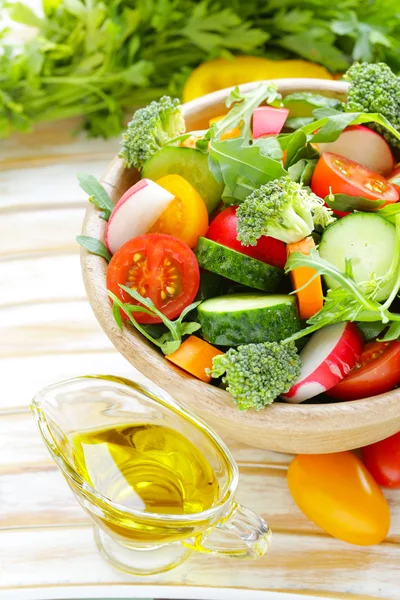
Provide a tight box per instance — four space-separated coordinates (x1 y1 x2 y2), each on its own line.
81 79 400 454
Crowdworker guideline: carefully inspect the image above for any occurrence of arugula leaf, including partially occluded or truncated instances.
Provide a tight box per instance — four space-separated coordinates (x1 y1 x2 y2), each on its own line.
302 112 400 144
288 158 318 185
284 216 400 341
378 321 400 342
77 173 114 220
379 203 400 225
109 286 201 355
282 93 343 118
356 321 387 341
208 138 287 203
325 193 387 212
76 235 111 261
211 83 281 143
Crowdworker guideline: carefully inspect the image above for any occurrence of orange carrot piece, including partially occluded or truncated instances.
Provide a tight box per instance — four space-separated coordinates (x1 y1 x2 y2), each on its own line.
166 336 224 383
287 237 323 320
209 115 241 140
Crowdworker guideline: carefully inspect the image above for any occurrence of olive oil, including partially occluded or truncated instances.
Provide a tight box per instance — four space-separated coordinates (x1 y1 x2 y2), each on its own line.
71 423 219 515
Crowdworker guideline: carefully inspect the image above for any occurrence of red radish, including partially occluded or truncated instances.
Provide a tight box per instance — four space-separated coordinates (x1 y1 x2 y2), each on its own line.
106 179 174 255
252 106 289 138
281 322 363 404
317 126 395 175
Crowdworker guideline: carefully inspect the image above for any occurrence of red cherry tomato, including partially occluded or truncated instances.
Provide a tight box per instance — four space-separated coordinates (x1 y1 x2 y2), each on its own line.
106 234 200 324
288 452 390 545
362 432 400 489
388 164 400 194
206 206 287 269
326 340 400 401
311 153 399 217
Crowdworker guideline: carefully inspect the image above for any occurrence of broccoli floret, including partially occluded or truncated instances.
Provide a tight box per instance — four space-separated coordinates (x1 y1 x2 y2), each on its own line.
119 96 185 170
236 176 334 245
209 341 301 411
344 62 400 151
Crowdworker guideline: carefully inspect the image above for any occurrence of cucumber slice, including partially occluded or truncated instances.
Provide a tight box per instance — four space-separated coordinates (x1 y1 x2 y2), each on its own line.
142 146 223 214
319 213 397 301
198 293 300 346
195 237 283 293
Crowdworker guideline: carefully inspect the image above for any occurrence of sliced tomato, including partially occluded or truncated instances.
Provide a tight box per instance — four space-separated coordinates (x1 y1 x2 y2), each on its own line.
206 206 287 269
311 153 399 217
106 234 200 324
362 432 400 489
326 340 400 401
388 164 400 194
148 175 208 248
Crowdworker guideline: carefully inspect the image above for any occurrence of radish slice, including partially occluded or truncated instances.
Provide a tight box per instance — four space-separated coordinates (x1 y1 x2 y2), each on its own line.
317 125 395 175
281 322 363 403
105 179 174 255
252 107 289 138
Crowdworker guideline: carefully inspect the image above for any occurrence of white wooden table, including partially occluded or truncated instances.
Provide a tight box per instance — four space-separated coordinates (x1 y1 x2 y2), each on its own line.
1 119 399 600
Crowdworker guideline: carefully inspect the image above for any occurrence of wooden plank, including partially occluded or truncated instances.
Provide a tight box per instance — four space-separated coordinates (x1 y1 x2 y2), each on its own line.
0 118 119 164
1 159 109 210
1 525 399 599
0 207 84 257
0 253 84 307
0 301 113 357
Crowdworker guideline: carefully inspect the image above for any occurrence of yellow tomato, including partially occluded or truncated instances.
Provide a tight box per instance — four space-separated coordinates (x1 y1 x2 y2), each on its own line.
288 452 390 546
183 56 333 102
150 175 208 248
209 115 241 140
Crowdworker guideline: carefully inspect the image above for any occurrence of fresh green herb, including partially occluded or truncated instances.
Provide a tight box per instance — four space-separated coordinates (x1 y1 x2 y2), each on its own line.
76 235 111 262
108 286 201 355
120 95 185 170
77 173 114 220
285 215 400 341
378 203 400 225
303 111 400 145
288 158 318 185
209 341 301 410
344 62 400 150
236 176 334 245
210 83 281 143
208 138 287 203
356 321 387 342
282 93 343 118
325 192 387 213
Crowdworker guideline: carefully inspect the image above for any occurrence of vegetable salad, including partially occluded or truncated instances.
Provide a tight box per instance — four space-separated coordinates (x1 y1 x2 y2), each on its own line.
78 61 400 412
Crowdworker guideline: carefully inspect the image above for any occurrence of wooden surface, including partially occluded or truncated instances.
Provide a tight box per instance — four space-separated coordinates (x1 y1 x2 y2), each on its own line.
81 80 400 455
1 118 400 600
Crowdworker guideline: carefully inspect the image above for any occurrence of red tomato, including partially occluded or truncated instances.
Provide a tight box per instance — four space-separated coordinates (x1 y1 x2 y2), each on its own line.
288 452 390 545
106 234 200 324
206 206 287 269
326 340 400 401
362 432 400 489
388 164 400 194
311 153 399 216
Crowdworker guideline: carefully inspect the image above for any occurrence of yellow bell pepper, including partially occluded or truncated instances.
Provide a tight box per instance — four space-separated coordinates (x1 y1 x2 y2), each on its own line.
209 115 241 140
183 56 333 102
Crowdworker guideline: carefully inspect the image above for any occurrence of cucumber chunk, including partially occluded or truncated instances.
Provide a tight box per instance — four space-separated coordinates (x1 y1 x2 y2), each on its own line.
319 213 397 301
198 293 300 346
142 146 223 214
195 237 283 293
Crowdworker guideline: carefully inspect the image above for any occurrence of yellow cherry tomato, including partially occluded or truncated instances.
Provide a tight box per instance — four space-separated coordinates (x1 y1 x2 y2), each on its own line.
209 115 241 140
150 174 208 248
183 56 333 102
288 452 390 546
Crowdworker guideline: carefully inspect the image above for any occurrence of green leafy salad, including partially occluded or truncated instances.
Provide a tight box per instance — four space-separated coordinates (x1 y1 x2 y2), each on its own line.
78 62 400 410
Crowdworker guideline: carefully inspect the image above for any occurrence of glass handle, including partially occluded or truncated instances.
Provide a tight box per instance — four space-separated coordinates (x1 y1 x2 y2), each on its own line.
186 503 271 559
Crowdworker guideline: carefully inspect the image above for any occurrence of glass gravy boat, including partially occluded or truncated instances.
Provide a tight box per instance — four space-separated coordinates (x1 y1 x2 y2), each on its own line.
32 375 271 575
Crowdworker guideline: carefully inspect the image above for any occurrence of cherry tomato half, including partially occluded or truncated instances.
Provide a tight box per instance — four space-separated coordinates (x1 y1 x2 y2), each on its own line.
106 234 200 324
362 432 400 489
149 175 208 248
206 206 287 269
388 164 400 194
288 452 390 545
326 340 400 401
311 153 399 216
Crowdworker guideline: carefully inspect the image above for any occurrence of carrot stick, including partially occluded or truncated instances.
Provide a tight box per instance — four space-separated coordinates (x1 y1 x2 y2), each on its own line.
166 336 223 382
287 237 323 320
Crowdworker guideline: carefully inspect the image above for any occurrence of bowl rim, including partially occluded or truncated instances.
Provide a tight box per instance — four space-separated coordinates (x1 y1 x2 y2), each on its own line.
80 78 400 453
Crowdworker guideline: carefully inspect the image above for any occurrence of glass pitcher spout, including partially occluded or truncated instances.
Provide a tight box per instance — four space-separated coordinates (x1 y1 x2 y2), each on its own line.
31 375 271 575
